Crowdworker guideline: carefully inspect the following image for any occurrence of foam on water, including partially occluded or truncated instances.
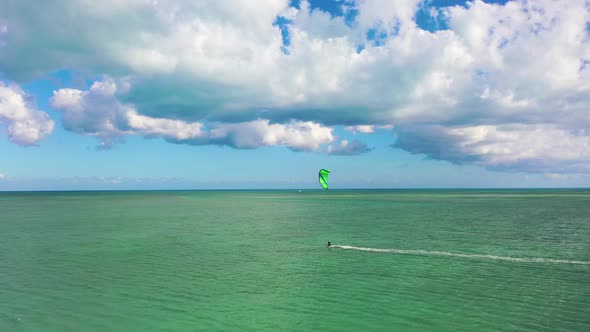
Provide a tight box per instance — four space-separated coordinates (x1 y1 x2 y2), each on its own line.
330 245 590 265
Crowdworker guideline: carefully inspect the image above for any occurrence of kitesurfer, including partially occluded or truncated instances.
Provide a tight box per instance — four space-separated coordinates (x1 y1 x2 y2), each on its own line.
328 241 331 247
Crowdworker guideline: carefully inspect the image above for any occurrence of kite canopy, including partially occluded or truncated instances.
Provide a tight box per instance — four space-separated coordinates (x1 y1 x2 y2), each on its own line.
319 169 330 190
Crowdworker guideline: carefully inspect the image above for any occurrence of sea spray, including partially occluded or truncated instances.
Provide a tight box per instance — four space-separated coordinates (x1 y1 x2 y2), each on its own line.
330 245 590 265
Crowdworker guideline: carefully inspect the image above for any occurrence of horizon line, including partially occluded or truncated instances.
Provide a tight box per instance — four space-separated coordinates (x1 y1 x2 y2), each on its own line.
1 187 590 193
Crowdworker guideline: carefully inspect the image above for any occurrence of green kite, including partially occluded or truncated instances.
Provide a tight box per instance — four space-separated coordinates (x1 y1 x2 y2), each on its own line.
319 169 330 190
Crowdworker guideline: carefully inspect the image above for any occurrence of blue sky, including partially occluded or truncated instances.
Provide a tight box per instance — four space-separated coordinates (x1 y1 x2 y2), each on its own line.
1 0 589 190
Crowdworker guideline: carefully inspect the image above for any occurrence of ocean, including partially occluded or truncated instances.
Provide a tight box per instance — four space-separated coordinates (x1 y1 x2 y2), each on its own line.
1 189 589 331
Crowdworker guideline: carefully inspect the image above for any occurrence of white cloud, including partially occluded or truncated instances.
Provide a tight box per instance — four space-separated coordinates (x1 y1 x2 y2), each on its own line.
50 79 334 150
0 0 589 172
126 111 204 140
354 0 422 33
0 82 54 145
51 78 208 143
395 124 590 173
344 125 394 134
51 80 134 140
283 1 350 40
327 139 372 155
208 119 334 150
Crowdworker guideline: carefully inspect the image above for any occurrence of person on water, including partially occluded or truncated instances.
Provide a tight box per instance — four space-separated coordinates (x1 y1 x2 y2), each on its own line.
327 241 331 247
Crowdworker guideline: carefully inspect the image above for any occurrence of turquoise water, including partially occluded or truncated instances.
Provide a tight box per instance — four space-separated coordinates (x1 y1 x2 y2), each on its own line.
1 190 589 331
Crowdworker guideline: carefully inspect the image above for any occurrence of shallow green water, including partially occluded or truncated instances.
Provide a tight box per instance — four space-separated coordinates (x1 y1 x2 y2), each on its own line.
1 190 589 331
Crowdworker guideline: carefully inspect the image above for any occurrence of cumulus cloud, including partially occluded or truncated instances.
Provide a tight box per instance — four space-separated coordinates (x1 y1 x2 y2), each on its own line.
50 79 204 145
0 82 54 145
0 0 589 172
327 139 372 155
50 79 334 150
205 119 334 150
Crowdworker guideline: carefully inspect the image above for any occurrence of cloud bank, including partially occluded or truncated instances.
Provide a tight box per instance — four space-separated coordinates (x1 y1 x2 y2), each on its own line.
0 0 589 172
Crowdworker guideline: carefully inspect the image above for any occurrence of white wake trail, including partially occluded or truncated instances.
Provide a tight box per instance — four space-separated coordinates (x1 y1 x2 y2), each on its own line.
329 245 590 265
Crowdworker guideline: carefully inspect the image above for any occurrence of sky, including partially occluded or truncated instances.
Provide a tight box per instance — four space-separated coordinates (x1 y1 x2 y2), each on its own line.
1 0 590 190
